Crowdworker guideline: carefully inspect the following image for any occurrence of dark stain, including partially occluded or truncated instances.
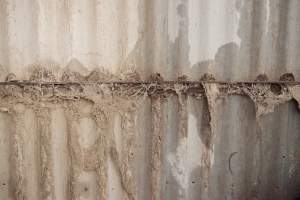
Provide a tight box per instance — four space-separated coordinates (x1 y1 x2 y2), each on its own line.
214 43 239 80
228 152 238 175
177 3 187 18
200 73 216 81
280 73 295 82
255 74 269 81
190 42 239 81
167 2 190 79
270 84 282 95
201 102 213 149
190 97 213 150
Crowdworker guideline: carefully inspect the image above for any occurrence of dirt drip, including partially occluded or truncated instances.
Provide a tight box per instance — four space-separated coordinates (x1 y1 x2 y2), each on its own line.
288 85 300 110
1 67 300 199
200 83 219 197
35 108 55 200
150 97 164 200
242 84 292 117
110 103 138 200
10 105 27 200
64 102 112 200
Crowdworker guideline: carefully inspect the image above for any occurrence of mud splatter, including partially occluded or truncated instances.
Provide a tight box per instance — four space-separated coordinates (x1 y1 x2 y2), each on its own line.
198 83 219 198
202 83 218 142
242 84 292 117
29 66 57 82
91 104 111 200
288 85 300 110
0 67 300 200
110 103 138 200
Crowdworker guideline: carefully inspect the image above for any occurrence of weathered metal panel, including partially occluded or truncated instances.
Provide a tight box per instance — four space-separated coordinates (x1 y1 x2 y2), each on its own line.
0 0 300 200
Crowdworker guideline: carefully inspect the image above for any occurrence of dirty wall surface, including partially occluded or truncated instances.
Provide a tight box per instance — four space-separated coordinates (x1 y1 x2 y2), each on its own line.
0 0 300 200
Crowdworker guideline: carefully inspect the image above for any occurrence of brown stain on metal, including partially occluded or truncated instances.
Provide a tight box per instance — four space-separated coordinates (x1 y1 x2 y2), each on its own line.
199 83 219 198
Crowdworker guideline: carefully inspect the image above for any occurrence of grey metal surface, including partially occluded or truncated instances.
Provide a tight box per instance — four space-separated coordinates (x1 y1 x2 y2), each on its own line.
0 0 300 199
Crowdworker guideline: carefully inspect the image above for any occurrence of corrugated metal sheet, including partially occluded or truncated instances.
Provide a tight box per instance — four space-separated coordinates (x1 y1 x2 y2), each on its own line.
0 0 300 200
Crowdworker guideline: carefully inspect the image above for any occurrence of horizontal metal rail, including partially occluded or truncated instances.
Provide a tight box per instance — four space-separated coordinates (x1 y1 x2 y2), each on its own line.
0 80 299 86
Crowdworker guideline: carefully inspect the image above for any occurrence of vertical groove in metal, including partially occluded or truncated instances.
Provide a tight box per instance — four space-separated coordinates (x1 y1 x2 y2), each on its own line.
10 107 27 200
35 108 55 200
150 97 164 200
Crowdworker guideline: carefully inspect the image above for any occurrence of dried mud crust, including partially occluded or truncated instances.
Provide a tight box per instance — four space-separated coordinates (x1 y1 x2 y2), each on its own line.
0 81 299 117
1 70 299 103
2 68 300 199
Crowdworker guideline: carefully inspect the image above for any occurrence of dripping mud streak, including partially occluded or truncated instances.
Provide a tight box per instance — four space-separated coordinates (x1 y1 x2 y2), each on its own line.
2 68 300 199
0 80 299 101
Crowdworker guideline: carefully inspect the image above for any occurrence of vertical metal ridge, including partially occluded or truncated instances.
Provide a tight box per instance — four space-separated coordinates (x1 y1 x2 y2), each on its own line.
64 104 82 200
10 106 27 200
119 108 138 200
35 108 55 200
150 97 164 200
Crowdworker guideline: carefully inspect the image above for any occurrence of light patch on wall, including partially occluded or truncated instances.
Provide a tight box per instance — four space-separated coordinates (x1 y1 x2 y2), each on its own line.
108 156 123 200
167 112 205 199
167 0 181 43
0 112 11 200
77 117 98 149
76 171 98 200
188 0 241 66
23 109 39 200
265 0 270 33
187 113 202 168
168 137 188 199
52 108 69 200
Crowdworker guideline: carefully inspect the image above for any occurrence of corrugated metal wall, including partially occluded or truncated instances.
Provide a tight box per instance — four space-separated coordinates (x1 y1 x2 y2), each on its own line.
0 0 300 200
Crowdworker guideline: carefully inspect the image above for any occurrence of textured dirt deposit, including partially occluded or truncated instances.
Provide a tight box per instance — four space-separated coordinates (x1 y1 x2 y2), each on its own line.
1 68 300 200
